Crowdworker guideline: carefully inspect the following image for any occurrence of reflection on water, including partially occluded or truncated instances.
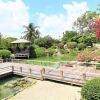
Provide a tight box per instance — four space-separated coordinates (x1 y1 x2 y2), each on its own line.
0 75 23 100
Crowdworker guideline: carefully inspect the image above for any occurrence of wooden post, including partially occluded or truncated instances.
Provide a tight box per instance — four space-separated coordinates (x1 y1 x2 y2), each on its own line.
42 68 45 74
40 68 45 81
12 66 14 72
20 67 22 72
94 64 96 72
60 71 63 80
83 73 86 81
29 68 32 74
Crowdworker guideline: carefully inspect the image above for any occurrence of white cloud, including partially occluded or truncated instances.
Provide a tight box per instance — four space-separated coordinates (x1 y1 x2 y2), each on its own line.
0 0 29 38
37 1 89 38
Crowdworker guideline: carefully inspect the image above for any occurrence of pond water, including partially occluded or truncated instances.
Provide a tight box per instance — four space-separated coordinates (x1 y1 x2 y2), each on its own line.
0 75 23 100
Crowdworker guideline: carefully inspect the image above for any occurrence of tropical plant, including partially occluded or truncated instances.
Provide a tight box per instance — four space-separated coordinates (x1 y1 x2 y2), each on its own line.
23 23 40 42
0 32 2 45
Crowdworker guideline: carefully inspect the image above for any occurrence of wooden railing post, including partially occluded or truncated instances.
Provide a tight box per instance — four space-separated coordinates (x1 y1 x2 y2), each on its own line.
94 64 96 72
60 70 63 80
29 68 32 74
83 73 86 81
20 67 22 72
42 68 45 74
40 69 43 80
12 66 14 72
40 68 45 80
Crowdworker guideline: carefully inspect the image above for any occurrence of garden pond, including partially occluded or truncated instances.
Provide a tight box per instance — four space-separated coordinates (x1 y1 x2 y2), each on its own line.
0 74 36 100
0 75 23 100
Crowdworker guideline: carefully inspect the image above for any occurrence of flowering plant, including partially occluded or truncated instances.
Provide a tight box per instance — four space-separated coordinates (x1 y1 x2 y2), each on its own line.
89 16 100 38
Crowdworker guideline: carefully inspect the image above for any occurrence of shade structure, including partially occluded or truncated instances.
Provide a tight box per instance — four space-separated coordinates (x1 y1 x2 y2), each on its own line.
11 39 30 44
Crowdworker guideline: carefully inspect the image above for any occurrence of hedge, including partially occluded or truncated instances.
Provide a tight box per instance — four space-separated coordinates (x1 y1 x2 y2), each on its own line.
81 78 100 100
35 47 46 57
0 49 11 59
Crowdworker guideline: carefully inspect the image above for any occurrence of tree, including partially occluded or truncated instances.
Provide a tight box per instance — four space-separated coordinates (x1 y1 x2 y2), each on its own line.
73 11 98 34
34 35 54 48
62 31 78 43
0 33 2 45
0 37 17 49
43 35 54 48
89 16 100 39
34 38 46 47
23 23 40 43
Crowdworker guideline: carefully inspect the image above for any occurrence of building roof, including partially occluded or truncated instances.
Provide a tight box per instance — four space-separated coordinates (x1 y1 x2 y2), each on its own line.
11 39 30 44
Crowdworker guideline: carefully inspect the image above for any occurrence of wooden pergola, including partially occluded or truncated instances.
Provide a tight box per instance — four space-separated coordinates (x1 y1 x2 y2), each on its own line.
11 39 30 58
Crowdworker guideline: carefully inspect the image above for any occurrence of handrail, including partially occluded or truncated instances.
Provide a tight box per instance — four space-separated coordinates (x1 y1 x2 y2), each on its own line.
0 66 100 86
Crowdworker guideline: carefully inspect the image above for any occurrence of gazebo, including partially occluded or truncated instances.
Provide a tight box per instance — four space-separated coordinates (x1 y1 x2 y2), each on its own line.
11 39 30 58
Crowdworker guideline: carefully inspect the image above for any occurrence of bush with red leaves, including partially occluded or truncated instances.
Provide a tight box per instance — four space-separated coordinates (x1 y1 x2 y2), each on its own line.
89 20 100 39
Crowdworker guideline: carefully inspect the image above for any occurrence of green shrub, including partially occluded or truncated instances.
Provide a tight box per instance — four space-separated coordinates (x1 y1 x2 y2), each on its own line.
60 49 69 54
60 49 65 54
35 47 46 57
67 42 77 49
10 54 15 59
77 43 86 50
81 78 100 100
29 45 36 58
0 49 11 59
47 48 55 56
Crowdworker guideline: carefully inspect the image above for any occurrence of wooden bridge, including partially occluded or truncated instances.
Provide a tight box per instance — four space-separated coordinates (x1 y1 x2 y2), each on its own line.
0 64 100 86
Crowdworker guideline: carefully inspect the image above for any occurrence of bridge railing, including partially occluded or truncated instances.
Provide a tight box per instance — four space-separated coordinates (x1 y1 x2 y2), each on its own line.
0 64 100 86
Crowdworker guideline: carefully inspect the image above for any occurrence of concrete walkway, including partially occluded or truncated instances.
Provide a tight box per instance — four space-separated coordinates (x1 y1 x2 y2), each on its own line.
12 80 81 100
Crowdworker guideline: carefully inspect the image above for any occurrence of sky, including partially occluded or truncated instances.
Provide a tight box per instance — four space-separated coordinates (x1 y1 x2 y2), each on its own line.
0 0 99 38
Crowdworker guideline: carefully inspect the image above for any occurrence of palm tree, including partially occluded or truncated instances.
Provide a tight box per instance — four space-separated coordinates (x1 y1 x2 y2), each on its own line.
0 33 2 45
23 23 40 42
